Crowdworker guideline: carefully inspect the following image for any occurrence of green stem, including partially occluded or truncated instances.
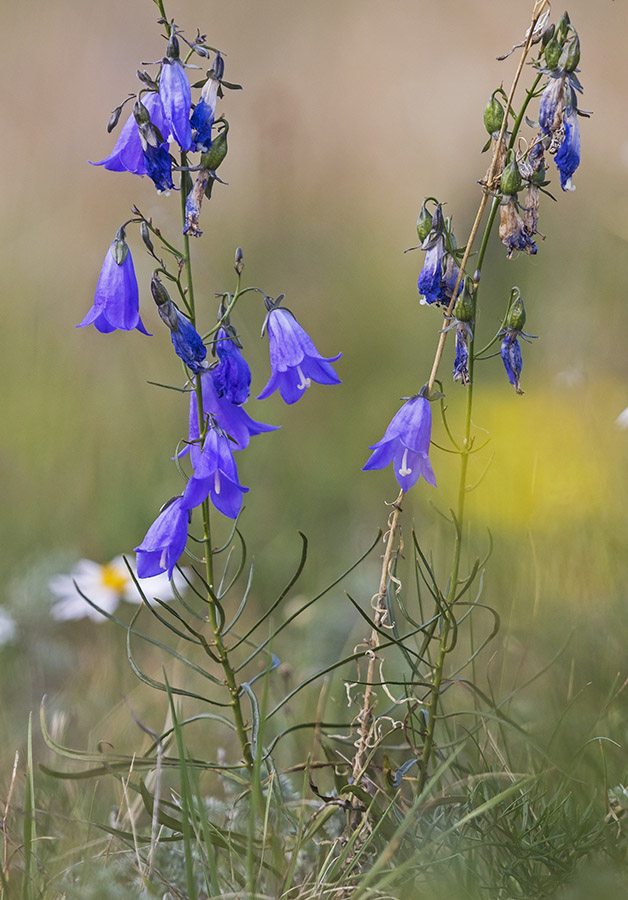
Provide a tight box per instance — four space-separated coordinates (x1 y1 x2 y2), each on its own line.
417 67 543 794
178 154 255 773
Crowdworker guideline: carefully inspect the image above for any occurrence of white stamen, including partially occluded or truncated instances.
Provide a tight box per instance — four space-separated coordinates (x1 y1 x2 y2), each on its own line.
296 365 311 391
214 470 221 495
159 549 168 569
398 449 412 478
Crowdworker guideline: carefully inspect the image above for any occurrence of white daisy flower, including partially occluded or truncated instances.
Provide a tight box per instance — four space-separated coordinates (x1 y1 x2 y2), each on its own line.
0 607 17 646
49 555 187 622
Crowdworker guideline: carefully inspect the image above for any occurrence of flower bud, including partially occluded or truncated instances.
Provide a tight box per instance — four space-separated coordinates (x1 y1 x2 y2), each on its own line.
453 283 474 323
416 202 433 242
559 34 580 73
500 158 522 196
200 124 228 171
234 247 244 275
556 12 570 44
544 38 562 70
483 95 505 136
150 272 172 308
107 106 123 133
140 221 155 255
505 289 526 331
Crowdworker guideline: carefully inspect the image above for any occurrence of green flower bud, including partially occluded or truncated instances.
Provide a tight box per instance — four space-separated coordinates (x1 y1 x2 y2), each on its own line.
560 34 580 73
200 123 229 171
140 221 155 256
500 158 522 196
483 95 505 135
556 11 570 44
416 202 433 242
453 283 474 323
150 272 172 308
234 247 244 275
505 289 526 331
544 37 562 70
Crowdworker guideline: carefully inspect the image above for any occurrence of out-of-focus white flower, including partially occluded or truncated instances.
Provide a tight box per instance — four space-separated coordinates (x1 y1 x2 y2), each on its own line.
616 406 628 429
48 555 187 622
0 608 17 646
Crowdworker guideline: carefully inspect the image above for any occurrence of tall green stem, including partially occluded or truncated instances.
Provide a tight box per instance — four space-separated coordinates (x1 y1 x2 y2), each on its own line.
416 3 548 793
179 155 255 773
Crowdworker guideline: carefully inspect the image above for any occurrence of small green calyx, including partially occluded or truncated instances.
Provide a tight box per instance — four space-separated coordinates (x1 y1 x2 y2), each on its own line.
113 228 129 265
544 37 562 70
150 272 172 308
200 122 229 171
483 95 505 136
416 202 433 243
505 289 526 331
453 284 474 323
500 157 522 196
560 34 580 73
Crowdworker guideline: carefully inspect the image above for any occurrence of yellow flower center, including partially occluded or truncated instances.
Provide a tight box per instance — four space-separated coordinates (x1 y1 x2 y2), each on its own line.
99 563 129 594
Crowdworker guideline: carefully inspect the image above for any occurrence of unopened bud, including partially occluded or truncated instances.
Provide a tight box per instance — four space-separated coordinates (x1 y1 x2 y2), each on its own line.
453 284 474 323
140 221 155 255
107 106 123 133
544 37 562 70
150 272 172 308
483 95 505 136
560 34 580 73
556 12 570 44
505 290 526 331
416 202 433 242
200 124 228 171
500 158 522 196
234 247 244 275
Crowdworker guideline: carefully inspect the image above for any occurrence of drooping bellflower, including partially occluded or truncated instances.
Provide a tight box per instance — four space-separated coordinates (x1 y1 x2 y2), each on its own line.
212 326 251 405
183 422 249 520
134 98 174 192
91 92 168 177
417 205 445 305
498 290 535 395
78 230 150 335
363 394 436 492
553 103 580 191
257 302 341 405
159 33 194 152
151 274 208 373
190 58 222 152
135 496 190 579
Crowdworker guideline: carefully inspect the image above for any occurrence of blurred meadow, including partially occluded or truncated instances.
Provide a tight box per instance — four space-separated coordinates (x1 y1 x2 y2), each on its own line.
3 0 628 891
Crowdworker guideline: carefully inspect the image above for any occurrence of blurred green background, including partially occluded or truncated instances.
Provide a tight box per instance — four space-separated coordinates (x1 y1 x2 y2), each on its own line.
2 0 628 789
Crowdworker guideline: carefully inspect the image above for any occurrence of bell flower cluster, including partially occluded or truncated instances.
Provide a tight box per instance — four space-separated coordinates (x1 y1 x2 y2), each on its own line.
92 28 228 195
134 294 340 579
